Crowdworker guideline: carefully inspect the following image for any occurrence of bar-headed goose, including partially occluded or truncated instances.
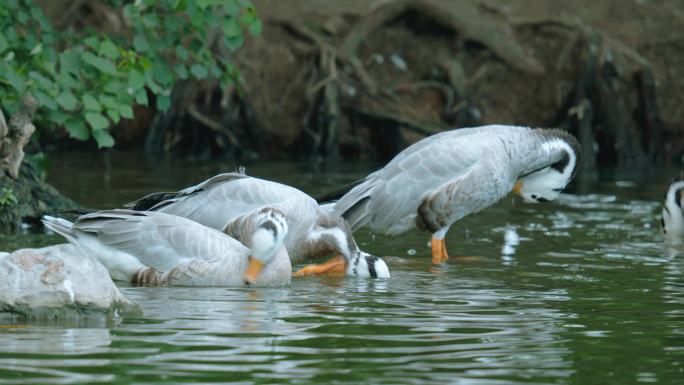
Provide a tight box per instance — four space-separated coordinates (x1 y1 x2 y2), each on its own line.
325 125 581 264
126 172 390 278
662 177 684 240
42 209 291 286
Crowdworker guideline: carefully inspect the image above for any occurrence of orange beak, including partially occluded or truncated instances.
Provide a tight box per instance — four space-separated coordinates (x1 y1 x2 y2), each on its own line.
244 257 264 284
512 181 523 195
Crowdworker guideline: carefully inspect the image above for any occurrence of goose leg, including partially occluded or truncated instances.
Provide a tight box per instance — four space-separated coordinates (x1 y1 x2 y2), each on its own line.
131 266 164 286
293 255 346 277
431 237 449 264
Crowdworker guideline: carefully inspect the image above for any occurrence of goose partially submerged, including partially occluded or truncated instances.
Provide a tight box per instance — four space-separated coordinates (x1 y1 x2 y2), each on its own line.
325 125 581 264
42 209 291 286
126 172 390 278
662 177 684 240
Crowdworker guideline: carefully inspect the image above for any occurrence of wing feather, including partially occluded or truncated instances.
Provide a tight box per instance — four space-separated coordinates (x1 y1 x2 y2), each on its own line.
73 210 247 272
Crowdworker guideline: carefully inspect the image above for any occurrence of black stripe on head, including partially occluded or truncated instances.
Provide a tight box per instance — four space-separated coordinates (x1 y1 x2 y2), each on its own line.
260 221 278 237
661 217 666 233
676 188 684 209
365 255 378 278
550 152 570 173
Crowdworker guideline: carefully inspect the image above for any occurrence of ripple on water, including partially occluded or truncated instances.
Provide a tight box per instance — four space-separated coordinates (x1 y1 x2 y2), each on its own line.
2 161 684 384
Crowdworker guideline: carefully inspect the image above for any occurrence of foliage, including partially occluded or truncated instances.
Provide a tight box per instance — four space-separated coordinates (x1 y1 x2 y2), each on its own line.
0 187 18 208
0 0 261 148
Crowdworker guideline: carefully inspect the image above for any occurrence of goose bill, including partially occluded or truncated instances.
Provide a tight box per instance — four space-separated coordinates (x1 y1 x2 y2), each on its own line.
512 181 523 195
244 256 264 284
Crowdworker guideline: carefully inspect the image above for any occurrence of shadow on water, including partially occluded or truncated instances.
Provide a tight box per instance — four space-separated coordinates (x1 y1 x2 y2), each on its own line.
0 151 683 384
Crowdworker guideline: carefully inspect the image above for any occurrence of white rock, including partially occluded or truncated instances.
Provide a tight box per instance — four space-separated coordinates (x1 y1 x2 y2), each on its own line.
0 244 138 318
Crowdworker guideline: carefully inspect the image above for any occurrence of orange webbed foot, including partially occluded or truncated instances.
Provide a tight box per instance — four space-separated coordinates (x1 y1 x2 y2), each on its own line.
293 255 346 277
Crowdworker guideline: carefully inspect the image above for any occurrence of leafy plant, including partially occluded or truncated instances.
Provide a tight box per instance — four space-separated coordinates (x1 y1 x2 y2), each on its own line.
0 187 18 208
0 0 261 148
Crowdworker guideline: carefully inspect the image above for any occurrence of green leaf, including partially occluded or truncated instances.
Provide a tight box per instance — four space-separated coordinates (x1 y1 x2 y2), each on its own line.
57 91 78 111
173 0 187 11
152 61 173 85
17 11 29 24
5 68 25 94
82 94 102 111
135 89 148 106
30 5 52 31
33 90 58 110
28 71 55 91
104 80 125 94
190 63 208 79
175 45 189 60
240 9 256 24
145 72 161 93
119 104 134 119
85 112 109 130
64 119 89 140
0 34 9 54
224 1 241 16
174 63 188 79
249 19 262 37
84 36 100 50
30 43 43 56
56 70 79 89
133 35 150 52
223 17 242 37
46 110 69 125
82 52 116 74
196 0 216 10
226 35 244 51
59 51 80 75
99 95 118 110
106 109 120 124
156 94 171 111
92 129 115 148
128 69 146 90
100 40 119 59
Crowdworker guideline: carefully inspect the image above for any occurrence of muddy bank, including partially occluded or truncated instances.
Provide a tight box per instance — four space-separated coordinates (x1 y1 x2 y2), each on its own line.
121 0 682 167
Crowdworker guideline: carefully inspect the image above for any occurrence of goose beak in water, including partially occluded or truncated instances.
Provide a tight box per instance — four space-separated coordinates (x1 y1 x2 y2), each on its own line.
512 181 523 195
244 256 265 284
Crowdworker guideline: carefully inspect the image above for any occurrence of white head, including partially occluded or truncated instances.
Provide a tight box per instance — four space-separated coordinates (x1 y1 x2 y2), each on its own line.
662 179 684 239
347 251 391 278
308 215 390 278
514 136 580 203
244 208 289 283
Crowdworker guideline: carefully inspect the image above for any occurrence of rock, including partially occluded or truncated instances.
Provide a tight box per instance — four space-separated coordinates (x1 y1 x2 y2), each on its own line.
0 244 139 319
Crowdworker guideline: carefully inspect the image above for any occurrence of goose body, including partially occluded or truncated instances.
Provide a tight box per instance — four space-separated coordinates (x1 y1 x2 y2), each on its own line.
127 173 390 278
43 210 291 287
328 125 581 263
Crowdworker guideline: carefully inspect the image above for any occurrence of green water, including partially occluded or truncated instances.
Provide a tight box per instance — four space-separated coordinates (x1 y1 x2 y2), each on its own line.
1 151 683 385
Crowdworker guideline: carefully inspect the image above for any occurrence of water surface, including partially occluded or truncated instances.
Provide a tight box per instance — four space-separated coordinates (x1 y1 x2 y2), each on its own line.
1 151 683 385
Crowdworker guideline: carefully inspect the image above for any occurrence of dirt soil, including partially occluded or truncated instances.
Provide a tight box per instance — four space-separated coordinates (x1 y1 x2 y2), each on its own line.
233 0 684 162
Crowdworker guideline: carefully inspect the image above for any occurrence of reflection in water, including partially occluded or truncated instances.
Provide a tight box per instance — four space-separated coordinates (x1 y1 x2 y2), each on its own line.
0 153 683 384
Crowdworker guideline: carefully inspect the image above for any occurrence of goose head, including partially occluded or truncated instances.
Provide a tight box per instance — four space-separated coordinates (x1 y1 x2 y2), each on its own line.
308 214 390 278
244 208 289 284
514 132 581 203
662 178 684 239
